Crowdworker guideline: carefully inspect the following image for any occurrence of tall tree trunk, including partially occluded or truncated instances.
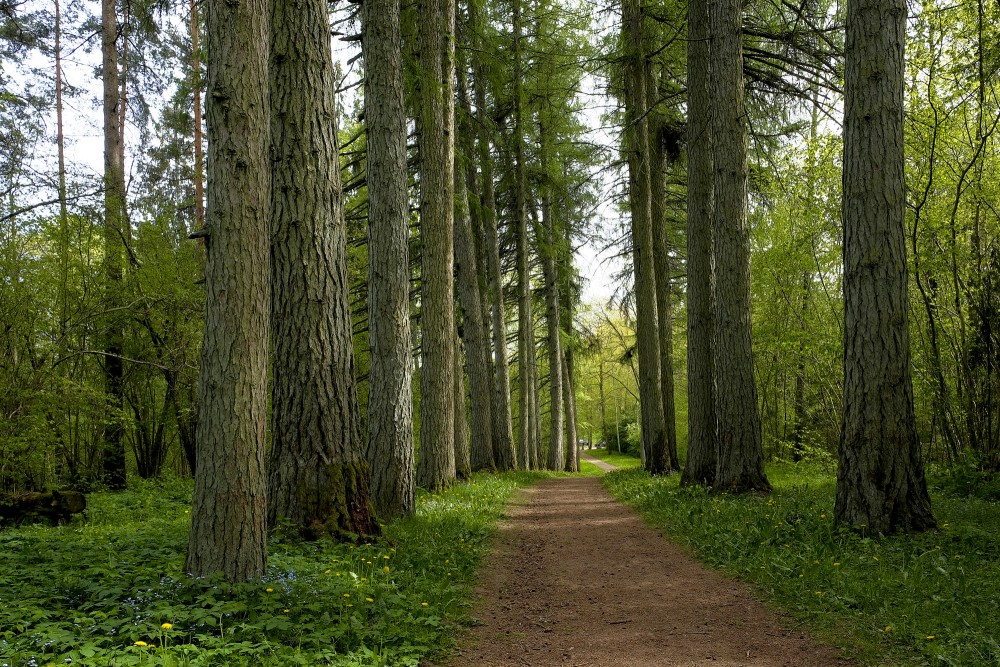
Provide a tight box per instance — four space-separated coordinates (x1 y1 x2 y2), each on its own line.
792 271 810 461
648 86 680 473
416 0 457 490
563 351 580 472
362 0 415 519
468 0 515 470
680 0 717 487
186 0 269 581
190 0 205 230
623 0 666 475
55 0 69 338
101 0 127 491
836 0 935 532
540 174 564 471
267 0 376 538
513 0 536 471
454 328 472 478
709 0 769 493
454 129 495 471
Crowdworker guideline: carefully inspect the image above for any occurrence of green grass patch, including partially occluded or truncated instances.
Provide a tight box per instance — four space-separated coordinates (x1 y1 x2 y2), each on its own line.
602 463 1000 667
0 470 554 666
585 448 643 470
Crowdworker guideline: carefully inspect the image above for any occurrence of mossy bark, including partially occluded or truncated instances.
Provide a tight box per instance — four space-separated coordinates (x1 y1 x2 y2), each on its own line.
300 462 380 540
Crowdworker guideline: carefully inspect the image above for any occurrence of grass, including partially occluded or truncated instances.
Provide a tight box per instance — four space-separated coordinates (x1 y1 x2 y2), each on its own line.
602 463 1000 667
583 448 643 470
0 470 558 666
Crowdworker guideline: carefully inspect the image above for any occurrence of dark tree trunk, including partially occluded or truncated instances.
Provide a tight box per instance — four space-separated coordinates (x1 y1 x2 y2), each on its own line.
709 0 769 493
416 0 457 490
835 0 935 532
186 0 270 581
267 0 376 538
362 0 415 519
680 0 717 487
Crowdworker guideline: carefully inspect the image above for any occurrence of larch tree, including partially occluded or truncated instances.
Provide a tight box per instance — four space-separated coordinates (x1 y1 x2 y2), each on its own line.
100 0 127 490
680 0 717 487
416 0 458 490
835 0 935 532
539 118 565 471
362 0 415 519
186 0 269 581
622 0 667 475
267 0 376 537
709 0 770 493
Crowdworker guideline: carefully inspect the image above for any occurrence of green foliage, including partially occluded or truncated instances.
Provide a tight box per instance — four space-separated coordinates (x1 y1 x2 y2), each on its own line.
603 465 1000 666
0 471 554 666
584 448 642 470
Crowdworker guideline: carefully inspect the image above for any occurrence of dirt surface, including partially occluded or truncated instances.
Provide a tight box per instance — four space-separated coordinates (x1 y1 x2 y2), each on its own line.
442 464 853 667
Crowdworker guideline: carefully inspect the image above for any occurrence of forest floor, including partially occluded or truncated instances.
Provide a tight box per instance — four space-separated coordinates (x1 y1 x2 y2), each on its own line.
440 454 853 667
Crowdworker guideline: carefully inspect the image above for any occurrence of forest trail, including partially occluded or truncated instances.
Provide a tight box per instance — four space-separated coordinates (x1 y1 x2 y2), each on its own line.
441 475 852 667
580 451 618 472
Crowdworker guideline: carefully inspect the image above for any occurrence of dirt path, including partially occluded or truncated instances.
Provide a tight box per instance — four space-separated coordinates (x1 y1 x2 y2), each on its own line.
443 475 852 667
580 451 618 472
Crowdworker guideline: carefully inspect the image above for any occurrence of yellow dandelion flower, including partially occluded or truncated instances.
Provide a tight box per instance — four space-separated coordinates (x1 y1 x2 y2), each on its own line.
343 593 350 598
383 566 390 572
135 641 148 647
873 556 879 561
885 626 892 632
325 569 332 573
815 591 823 595
161 623 173 630
265 588 274 593
421 602 429 607
820 514 826 519
347 603 353 607
383 555 390 560
927 636 936 640
366 597 374 602
833 562 841 567
283 609 290 613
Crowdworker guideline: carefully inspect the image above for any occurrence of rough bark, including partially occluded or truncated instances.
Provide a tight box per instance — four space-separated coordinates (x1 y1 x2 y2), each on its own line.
649 95 680 473
267 0 376 539
623 0 667 475
55 0 69 337
563 351 580 472
190 0 204 230
835 0 935 533
680 0 717 487
709 0 770 493
416 0 457 490
454 134 495 471
186 0 269 581
101 0 126 491
362 0 415 519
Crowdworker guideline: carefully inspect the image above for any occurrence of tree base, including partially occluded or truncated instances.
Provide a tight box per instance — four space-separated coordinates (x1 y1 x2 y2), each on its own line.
299 461 380 541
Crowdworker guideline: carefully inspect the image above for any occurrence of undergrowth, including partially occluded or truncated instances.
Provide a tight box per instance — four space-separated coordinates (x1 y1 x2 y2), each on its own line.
0 470 553 666
603 464 1000 667
604 464 1000 667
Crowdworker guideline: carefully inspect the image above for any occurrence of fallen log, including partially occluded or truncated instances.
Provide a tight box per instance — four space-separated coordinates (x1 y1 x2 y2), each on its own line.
0 490 87 526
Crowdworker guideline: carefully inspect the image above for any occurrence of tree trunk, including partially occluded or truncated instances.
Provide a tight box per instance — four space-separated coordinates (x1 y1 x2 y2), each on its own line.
101 0 127 491
55 0 69 338
623 0 667 475
454 328 472 479
267 0 376 538
649 90 680 473
362 0 415 519
680 0 717 487
540 179 564 471
416 0 457 490
709 0 769 493
186 0 270 581
835 0 935 532
563 351 580 472
467 0 515 470
454 130 495 471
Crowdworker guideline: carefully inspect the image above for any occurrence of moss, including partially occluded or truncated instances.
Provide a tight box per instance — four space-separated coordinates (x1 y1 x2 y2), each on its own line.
298 461 380 541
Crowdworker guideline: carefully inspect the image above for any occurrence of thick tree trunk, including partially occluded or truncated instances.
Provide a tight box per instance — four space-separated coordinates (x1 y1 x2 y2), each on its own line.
267 0 376 538
186 0 269 581
709 0 769 493
454 137 495 471
623 0 667 475
835 0 935 533
681 0 717 487
563 351 580 472
362 0 415 519
416 0 457 490
101 0 127 491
